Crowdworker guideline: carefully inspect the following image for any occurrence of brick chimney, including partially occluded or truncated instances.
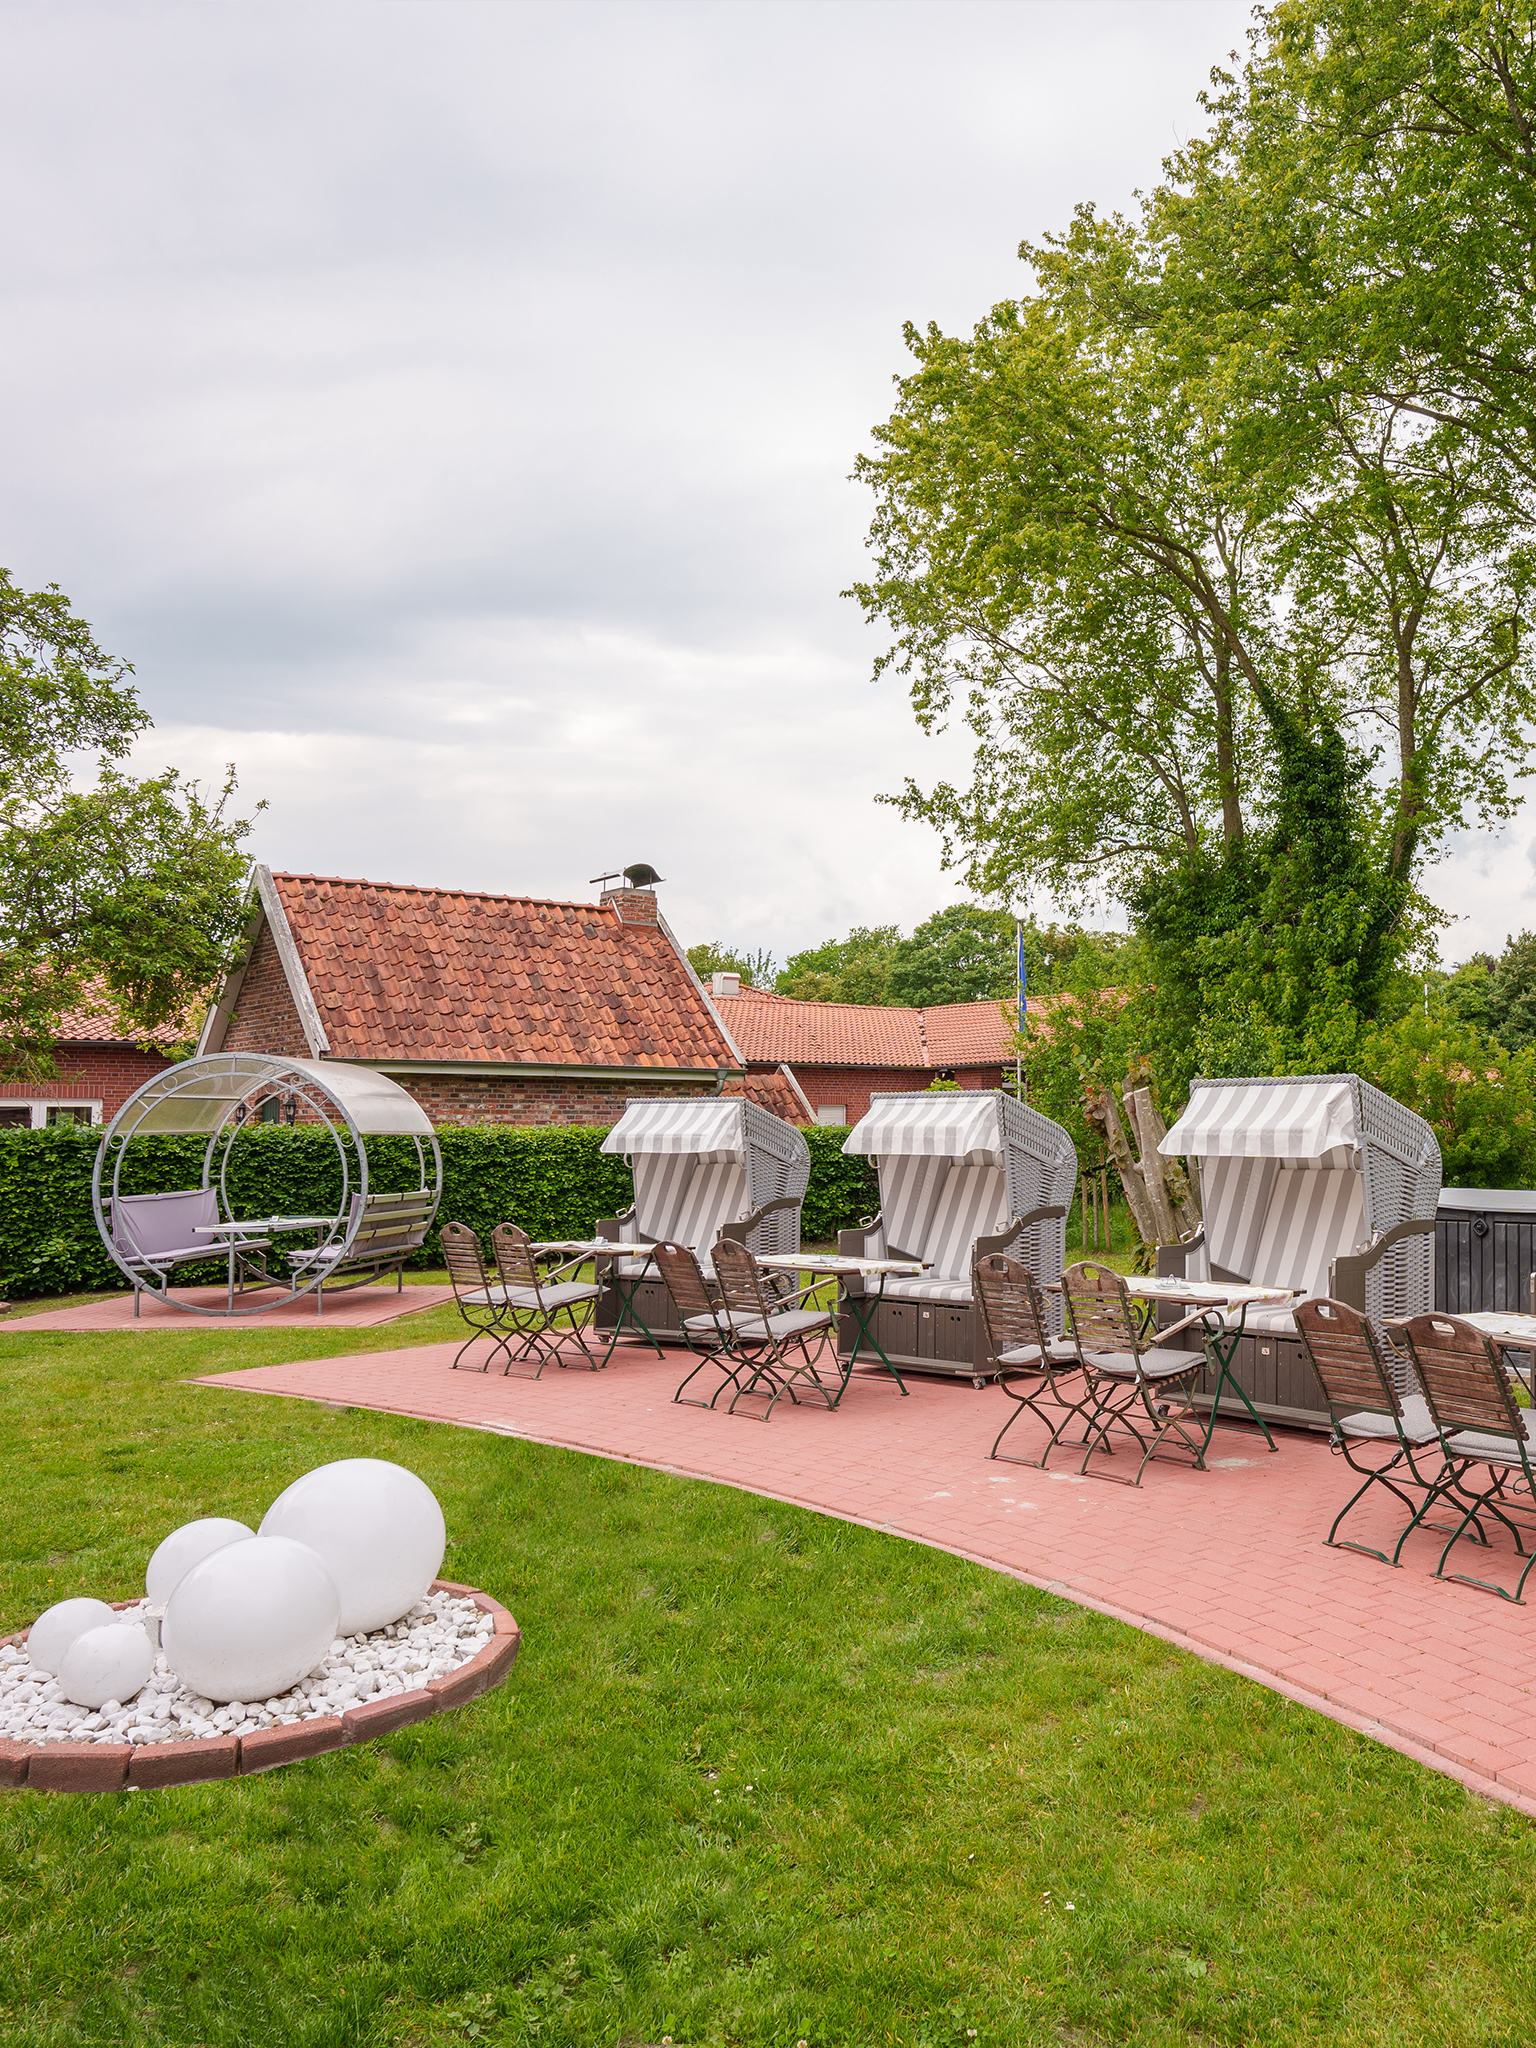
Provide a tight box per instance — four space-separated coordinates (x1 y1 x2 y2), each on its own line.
600 887 660 926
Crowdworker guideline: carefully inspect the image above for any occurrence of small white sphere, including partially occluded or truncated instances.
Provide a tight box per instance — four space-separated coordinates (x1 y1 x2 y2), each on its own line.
58 1623 154 1708
145 1517 255 1604
162 1537 341 1703
26 1597 119 1674
259 1459 445 1635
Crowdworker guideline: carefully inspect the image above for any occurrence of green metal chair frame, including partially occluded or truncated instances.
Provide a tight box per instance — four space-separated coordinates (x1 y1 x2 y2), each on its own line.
487 1223 603 1376
1389 1312 1536 1602
1062 1261 1211 1485
975 1252 1089 1469
1292 1298 1446 1567
709 1237 837 1422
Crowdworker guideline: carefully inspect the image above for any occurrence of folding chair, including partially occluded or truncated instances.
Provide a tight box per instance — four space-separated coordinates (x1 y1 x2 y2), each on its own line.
1293 1298 1443 1566
652 1239 748 1411
710 1237 836 1421
442 1221 526 1374
1390 1312 1536 1601
1062 1261 1211 1485
974 1252 1089 1469
486 1223 603 1375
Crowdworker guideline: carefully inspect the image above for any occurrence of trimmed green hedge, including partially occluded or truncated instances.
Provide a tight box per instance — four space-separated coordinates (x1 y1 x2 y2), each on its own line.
0 1122 880 1299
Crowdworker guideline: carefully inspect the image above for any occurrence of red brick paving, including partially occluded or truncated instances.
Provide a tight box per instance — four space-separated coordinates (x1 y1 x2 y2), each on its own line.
191 1337 1536 1816
7 1283 456 1333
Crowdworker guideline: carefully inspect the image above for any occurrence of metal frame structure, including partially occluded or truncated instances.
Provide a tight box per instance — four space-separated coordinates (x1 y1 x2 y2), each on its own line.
92 1052 442 1318
836 1090 1078 1384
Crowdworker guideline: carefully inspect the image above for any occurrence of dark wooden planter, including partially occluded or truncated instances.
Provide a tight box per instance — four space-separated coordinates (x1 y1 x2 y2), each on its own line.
1435 1189 1536 1316
836 1299 993 1388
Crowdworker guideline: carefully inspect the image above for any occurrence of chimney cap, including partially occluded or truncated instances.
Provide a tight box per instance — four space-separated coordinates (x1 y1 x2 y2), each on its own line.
711 971 741 997
589 862 665 890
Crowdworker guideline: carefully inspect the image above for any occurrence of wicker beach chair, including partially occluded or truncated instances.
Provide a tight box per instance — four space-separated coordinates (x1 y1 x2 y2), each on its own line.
1292 1298 1442 1565
974 1252 1088 1469
1390 1312 1536 1601
1063 1261 1212 1485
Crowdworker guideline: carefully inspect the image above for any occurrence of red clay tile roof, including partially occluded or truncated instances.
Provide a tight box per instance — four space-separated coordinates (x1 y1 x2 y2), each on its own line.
720 986 1027 1069
56 985 185 1050
722 1067 814 1123
271 873 737 1071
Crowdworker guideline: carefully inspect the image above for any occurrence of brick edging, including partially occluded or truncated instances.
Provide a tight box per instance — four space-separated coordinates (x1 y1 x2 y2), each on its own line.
0 1581 520 1793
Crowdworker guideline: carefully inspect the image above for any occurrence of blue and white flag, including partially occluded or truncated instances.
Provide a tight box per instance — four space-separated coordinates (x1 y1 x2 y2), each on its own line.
1016 921 1027 1029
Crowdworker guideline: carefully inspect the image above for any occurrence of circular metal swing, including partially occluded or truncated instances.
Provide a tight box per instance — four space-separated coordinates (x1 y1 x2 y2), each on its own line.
92 1053 443 1317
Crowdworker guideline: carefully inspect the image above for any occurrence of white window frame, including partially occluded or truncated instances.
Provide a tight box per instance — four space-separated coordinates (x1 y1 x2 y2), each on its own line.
815 1104 846 1126
0 1100 103 1129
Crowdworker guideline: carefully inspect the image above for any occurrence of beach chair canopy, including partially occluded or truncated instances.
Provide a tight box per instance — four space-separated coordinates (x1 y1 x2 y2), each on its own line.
1159 1073 1441 1331
600 1095 810 1270
841 1091 1078 1306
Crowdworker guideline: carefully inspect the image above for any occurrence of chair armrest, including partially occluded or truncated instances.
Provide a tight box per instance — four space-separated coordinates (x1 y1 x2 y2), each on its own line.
975 1206 1067 1264
1157 1229 1205 1279
1329 1217 1435 1312
718 1196 801 1247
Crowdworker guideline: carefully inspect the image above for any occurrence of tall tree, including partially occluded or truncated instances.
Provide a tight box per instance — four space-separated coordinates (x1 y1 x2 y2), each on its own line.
0 571 259 1077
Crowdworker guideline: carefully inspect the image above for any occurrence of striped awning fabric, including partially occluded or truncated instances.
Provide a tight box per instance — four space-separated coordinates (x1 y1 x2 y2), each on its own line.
1159 1078 1358 1163
600 1096 746 1159
842 1092 1002 1161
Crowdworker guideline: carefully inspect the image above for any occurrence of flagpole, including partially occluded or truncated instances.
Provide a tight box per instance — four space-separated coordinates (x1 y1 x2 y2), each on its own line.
1015 919 1026 1102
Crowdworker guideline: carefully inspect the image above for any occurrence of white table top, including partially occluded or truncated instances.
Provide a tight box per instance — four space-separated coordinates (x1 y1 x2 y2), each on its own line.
192 1215 333 1235
1462 1311 1536 1344
1123 1277 1296 1307
530 1238 646 1256
755 1253 930 1277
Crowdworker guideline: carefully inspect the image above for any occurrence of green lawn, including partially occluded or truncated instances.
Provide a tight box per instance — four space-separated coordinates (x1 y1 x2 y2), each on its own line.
3 1293 1536 2046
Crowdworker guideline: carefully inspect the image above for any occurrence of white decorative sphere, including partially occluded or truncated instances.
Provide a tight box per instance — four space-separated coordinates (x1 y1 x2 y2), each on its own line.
26 1597 119 1674
58 1622 154 1708
258 1458 445 1635
162 1537 341 1703
145 1516 255 1604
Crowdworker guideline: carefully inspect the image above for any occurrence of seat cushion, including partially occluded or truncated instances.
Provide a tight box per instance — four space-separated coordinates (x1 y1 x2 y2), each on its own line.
1213 1304 1298 1336
1087 1346 1202 1382
1338 1393 1437 1444
1448 1411 1536 1462
997 1342 1078 1369
878 1277 973 1304
714 1308 832 1341
461 1282 599 1310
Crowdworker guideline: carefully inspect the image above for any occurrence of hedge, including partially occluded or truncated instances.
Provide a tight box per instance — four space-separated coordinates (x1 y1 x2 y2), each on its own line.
0 1122 881 1299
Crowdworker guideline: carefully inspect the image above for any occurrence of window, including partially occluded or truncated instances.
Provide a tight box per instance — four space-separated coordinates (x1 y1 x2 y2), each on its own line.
46 1106 95 1127
0 1108 30 1129
815 1104 846 1125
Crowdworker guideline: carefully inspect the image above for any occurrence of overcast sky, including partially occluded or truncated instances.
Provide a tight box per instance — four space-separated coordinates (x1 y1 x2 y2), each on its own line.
2 0 1520 966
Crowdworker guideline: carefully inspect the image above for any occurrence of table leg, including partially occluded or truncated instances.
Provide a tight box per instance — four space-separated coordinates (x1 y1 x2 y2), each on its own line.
1197 1308 1277 1462
837 1277 909 1398
593 1257 665 1366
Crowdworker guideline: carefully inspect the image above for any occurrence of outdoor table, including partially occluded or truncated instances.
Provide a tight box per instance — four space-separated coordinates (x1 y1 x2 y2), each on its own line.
191 1214 334 1309
1443 1310 1536 1386
1049 1275 1297 1459
530 1237 665 1362
754 1252 929 1404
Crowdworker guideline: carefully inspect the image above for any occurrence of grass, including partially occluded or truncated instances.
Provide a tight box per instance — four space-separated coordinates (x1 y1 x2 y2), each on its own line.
3 1303 1536 2044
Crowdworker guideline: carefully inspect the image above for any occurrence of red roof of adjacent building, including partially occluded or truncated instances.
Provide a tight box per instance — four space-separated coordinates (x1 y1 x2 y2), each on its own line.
270 872 737 1071
720 986 1027 1069
56 987 185 1050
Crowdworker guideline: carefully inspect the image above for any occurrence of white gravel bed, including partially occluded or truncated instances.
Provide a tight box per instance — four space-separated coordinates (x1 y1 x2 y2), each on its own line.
0 1590 494 1747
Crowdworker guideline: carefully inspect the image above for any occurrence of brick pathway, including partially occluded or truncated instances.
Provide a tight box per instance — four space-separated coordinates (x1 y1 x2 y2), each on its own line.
9 1283 455 1332
192 1336 1536 1815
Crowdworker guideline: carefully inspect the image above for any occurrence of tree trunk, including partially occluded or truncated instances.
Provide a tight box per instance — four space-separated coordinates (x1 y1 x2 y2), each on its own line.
1127 1085 1201 1236
1084 1083 1159 1247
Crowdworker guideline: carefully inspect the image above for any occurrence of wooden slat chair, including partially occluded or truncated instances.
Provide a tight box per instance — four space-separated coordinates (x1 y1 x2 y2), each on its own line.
709 1237 836 1421
1292 1298 1443 1566
286 1188 437 1312
488 1224 603 1375
441 1221 526 1375
652 1240 747 1411
1063 1261 1212 1485
1390 1312 1536 1601
974 1252 1089 1469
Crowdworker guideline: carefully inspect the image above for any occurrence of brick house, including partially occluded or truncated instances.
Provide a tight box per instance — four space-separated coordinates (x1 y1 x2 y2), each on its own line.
0 993 181 1129
708 978 1030 1125
197 867 749 1125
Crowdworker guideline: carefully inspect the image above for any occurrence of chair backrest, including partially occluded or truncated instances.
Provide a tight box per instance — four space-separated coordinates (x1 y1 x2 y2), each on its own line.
440 1221 491 1298
1293 1298 1400 1423
924 1163 1010 1282
347 1189 435 1261
110 1187 218 1259
712 1237 774 1326
673 1162 750 1268
651 1240 718 1323
1062 1261 1139 1357
1246 1167 1367 1294
491 1223 543 1298
1394 1313 1525 1442
973 1252 1052 1366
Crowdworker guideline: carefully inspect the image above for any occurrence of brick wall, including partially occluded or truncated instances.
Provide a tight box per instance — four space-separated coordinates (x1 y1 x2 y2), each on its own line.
0 1043 175 1125
757 1061 1006 1126
388 1073 703 1126
221 921 312 1057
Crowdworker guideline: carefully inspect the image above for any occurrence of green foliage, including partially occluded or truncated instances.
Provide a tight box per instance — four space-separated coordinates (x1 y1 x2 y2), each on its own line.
0 1121 882 1297
886 904 1018 1005
1445 932 1536 1055
797 1122 880 1240
0 570 260 1078
775 925 900 1003
1360 1011 1536 1189
684 940 776 989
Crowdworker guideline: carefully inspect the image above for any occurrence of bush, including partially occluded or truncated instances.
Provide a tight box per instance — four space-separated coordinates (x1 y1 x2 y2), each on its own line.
0 1120 882 1298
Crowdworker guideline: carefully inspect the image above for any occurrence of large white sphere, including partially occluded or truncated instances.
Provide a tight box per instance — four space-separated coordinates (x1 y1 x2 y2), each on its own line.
162 1537 341 1703
258 1458 445 1635
145 1517 255 1604
58 1622 154 1708
26 1597 119 1674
